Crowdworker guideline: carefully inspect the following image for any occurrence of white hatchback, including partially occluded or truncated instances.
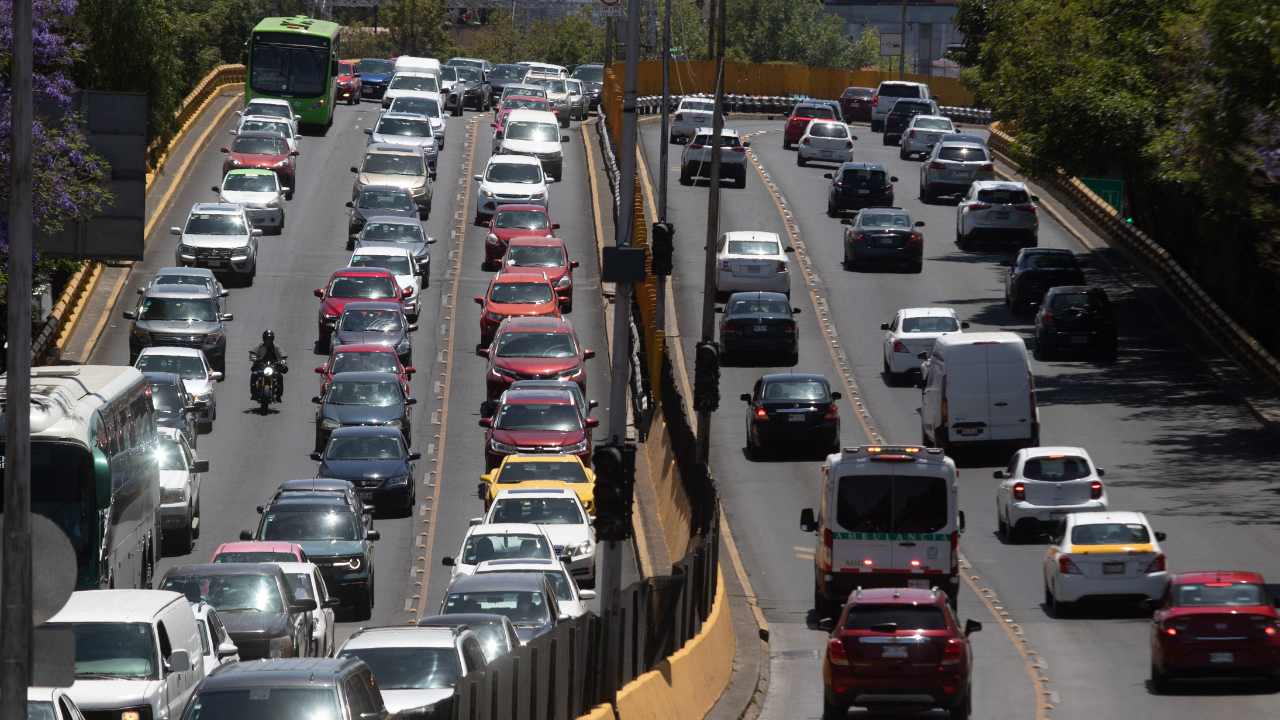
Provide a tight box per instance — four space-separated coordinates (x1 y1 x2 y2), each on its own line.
442 522 559 580
274 561 337 657
474 558 596 618
996 447 1109 542
957 180 1040 248
880 307 968 383
714 231 793 301
1043 511 1167 616
671 97 715 141
350 245 424 320
797 120 855 166
473 154 551 223
899 115 955 160
157 427 207 553
213 169 286 232
239 98 300 134
233 115 299 152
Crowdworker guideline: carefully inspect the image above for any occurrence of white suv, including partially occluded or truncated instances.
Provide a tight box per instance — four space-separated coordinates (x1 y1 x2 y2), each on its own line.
871 80 933 132
171 203 261 284
880 307 968 384
498 108 567 181
337 626 487 716
956 180 1039 248
157 427 207 553
995 446 1108 542
679 128 750 188
473 154 551 223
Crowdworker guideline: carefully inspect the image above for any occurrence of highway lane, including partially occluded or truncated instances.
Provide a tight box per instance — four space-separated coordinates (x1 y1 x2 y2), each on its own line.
91 97 633 647
643 115 1280 720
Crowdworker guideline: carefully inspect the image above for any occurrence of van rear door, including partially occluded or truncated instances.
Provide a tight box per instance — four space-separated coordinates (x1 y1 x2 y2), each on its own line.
829 473 893 573
885 466 952 586
986 341 1033 440
945 347 989 442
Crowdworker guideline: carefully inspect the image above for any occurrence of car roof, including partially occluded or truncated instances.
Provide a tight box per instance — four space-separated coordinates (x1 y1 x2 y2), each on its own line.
487 155 542 166
166 562 285 578
206 658 362 687
506 237 563 247
476 559 560 571
141 287 216 299
938 139 986 149
492 272 552 283
693 127 741 137
501 389 574 404
761 373 829 384
380 112 432 122
226 168 278 176
366 143 422 154
279 478 356 492
139 346 205 358
972 180 1027 190
494 204 548 213
1069 511 1147 526
500 453 584 463
506 108 559 123
267 496 354 512
467 522 547 535
848 587 942 604
447 572 550 593
877 80 925 89
155 266 217 277
364 215 422 226
247 97 292 107
722 231 781 242
329 425 406 438
214 541 302 553
727 291 789 302
499 315 574 331
1045 286 1101 294
328 343 400 354
142 371 183 386
357 185 414 196
1022 446 1090 458
1021 247 1073 255
836 162 887 172
898 307 957 318
1171 571 1266 585
418 613 510 628
190 202 242 214
909 114 951 122
940 133 988 145
328 371 404 383
50 590 187 624
343 626 459 649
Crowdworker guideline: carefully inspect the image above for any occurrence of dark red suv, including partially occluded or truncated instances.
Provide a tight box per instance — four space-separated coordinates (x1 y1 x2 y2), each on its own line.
479 388 598 470
1149 571 1280 693
480 316 594 401
823 587 980 720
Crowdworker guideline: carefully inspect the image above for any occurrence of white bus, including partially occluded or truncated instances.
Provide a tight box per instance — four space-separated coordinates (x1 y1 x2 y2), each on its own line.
0 366 161 590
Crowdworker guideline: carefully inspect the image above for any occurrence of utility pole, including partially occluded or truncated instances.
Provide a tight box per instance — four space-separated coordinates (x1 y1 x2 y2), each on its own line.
605 18 614 68
707 0 716 61
656 0 671 333
900 0 907 80
2 4 34 720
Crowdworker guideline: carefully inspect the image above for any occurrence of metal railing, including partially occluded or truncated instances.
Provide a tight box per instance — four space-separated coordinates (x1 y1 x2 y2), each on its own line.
148 64 246 172
31 261 98 365
634 93 993 125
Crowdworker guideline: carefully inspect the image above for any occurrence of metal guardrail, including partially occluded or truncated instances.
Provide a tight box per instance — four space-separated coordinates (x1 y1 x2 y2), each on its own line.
987 125 1280 392
635 93 993 124
32 261 98 365
148 64 246 172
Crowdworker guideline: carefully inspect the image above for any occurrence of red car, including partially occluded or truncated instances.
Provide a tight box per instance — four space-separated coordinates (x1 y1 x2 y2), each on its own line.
220 131 298 197
838 86 874 122
315 343 415 396
1149 571 1280 692
210 541 308 564
336 61 362 105
782 103 838 149
492 97 552 147
823 587 981 719
479 315 594 401
501 237 577 311
483 204 558 268
479 388 598 471
315 267 410 349
474 271 561 345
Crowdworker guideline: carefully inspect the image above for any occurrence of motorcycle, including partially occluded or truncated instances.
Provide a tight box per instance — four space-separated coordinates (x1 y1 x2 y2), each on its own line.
250 352 286 413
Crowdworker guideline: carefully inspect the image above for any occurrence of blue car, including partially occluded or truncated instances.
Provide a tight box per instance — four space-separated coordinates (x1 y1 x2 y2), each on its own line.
355 58 395 100
312 426 421 512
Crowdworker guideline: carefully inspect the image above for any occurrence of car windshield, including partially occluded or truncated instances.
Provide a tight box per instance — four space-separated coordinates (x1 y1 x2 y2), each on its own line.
491 66 529 80
390 75 439 92
139 297 218 322
325 381 403 406
836 474 948 534
842 88 873 98
486 163 542 184
808 122 848 138
330 350 400 374
440 67 458 81
978 188 1030 204
938 146 988 162
56 622 157 679
1048 292 1106 311
162 574 285 613
214 551 296 563
692 133 741 148
531 78 566 93
150 384 184 411
490 281 553 304
1173 582 1269 607
794 106 834 119
444 591 547 626
493 401 581 431
359 189 415 211
154 438 187 471
843 605 948 630
362 153 425 176
456 67 482 81
351 254 415 276
1070 523 1151 545
240 120 291 137
1024 253 1078 269
763 380 828 400
340 308 402 332
1022 455 1091 480
185 212 246 236
390 97 441 118
487 569 574 602
284 573 315 600
363 222 424 242
727 240 778 256
496 460 588 484
223 173 278 192
491 497 583 525
245 103 293 120
185 688 341 720
463 533 551 563
861 213 912 228
507 245 565 267
261 511 362 541
877 84 919 98
495 331 576 358
503 98 550 113
493 209 549 229
728 298 790 315
339 62 354 76
506 121 559 142
326 435 405 460
329 274 398 298
136 354 206 380
375 118 432 138
572 66 603 82
338 647 462 689
680 100 714 112
841 169 887 184
358 59 395 74
914 117 953 131
891 102 931 115
510 87 546 99
901 316 960 333
232 136 287 155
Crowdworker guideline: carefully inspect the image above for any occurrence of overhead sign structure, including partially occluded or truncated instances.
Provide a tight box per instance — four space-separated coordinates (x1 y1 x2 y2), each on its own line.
880 33 902 56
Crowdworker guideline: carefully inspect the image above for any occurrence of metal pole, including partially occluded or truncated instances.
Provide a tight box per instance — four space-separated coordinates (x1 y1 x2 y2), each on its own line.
656 0 671 333
605 18 614 68
695 0 726 466
900 0 907 80
707 0 716 61
2 0 34 715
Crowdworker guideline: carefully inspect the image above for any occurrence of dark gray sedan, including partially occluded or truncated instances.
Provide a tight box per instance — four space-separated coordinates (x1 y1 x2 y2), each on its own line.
353 215 437 276
346 186 419 244
840 207 926 273
716 291 801 364
313 371 417 451
332 301 417 366
439 572 565 645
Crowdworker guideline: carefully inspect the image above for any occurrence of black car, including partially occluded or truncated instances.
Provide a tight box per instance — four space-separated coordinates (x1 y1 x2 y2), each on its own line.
717 291 801 363
448 65 491 115
883 98 940 143
312 426 421 511
570 64 604 109
188 658 390 720
145 371 203 449
161 563 321 659
1002 248 1088 314
488 63 530 105
346 185 420 239
242 493 381 620
1034 286 1117 360
740 374 842 457
266 478 370 516
825 163 898 216
440 572 564 645
417 613 522 662
125 285 233 371
332 301 417 366
840 207 926 273
313 370 417 451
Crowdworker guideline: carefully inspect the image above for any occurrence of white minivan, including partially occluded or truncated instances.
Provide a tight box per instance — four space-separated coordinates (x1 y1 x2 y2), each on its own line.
919 331 1039 451
49 590 205 720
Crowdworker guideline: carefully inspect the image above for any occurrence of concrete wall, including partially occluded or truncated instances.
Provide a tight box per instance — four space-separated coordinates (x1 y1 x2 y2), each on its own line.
643 411 697 562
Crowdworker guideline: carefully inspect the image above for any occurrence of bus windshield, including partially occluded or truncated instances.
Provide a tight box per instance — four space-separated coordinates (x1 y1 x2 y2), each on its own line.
249 32 330 97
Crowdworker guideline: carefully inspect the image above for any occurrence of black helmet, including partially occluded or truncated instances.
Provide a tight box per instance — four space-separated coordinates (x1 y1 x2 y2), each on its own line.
262 330 275 342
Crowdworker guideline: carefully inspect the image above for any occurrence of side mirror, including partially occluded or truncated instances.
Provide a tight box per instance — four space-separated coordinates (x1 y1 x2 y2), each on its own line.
323 596 340 608
473 174 483 181
315 366 325 374
881 323 889 330
290 150 300 156
823 173 833 179
210 372 224 382
558 613 571 623
405 397 418 406
219 147 229 153
469 517 484 526
137 287 147 295
220 313 234 322
890 176 900 183
964 619 982 636
915 220 926 227
958 510 966 532
216 641 238 659
474 296 484 305
740 393 751 402
849 136 858 141
490 122 497 127
553 223 561 230
191 460 209 473
345 201 354 208
165 650 191 673
220 289 229 297
840 218 852 225
589 399 599 409
714 307 724 314
743 141 751 147
314 289 325 298
251 229 263 237
402 287 413 298
561 135 570 143
441 556 455 566
785 246 796 253
800 508 816 532
367 530 381 541
310 451 322 461
239 530 254 540
364 128 373 135
1155 531 1167 541
818 618 835 632
348 234 359 244
586 418 600 428
570 260 579 268
792 308 802 314
999 260 1013 267
479 418 492 427
579 589 597 600
291 598 319 613
831 391 842 400
960 322 970 329
1097 468 1105 477
545 178 555 184
476 348 490 358
917 352 928 360
583 349 596 359
350 166 359 173
311 396 322 404
212 186 221 192
406 367 416 375
256 506 264 514
482 220 490 228
427 237 438 244
993 470 1006 479
192 401 207 411
122 311 135 320
170 227 182 235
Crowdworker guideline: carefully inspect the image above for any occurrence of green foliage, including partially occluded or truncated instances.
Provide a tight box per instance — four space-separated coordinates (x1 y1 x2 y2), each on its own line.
725 0 877 69
469 8 601 66
384 0 459 58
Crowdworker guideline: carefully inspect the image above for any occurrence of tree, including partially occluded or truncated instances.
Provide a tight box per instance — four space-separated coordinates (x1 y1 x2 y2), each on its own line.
725 0 876 70
384 0 458 59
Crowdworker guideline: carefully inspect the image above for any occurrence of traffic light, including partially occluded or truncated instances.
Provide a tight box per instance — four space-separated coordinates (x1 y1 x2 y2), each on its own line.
694 341 720 412
592 443 636 542
650 222 674 277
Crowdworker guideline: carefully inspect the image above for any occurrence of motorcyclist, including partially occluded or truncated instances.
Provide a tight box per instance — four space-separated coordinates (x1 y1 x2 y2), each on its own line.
250 329 288 401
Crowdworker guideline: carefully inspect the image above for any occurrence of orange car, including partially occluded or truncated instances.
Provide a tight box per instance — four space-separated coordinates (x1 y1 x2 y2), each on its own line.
475 272 561 345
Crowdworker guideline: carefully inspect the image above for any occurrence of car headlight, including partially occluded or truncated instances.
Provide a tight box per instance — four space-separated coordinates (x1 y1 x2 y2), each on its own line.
232 245 251 259
161 487 186 504
489 439 519 454
384 474 410 487
273 159 289 168
228 158 242 166
411 186 427 196
396 338 411 351
481 188 494 198
555 366 581 379
562 439 589 454
266 198 280 208
530 192 546 200
134 330 151 344
320 417 341 430
491 365 521 379
486 233 501 245
177 244 195 256
332 556 362 570
568 540 592 557
485 311 504 321
203 331 222 346
555 275 572 288
193 392 212 403
385 418 404 428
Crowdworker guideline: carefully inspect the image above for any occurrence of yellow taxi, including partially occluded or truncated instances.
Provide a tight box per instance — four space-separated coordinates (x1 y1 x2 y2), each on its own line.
478 454 595 514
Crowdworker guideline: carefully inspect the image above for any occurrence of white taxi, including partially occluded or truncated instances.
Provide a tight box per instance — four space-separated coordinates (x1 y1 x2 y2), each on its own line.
1043 511 1167 617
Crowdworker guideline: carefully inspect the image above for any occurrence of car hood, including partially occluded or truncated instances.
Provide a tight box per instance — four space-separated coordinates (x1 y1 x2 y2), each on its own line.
491 227 553 242
508 265 567 284
325 403 404 426
537 523 590 547
354 205 418 224
134 319 221 334
491 428 583 447
62 677 163 707
159 469 189 489
491 356 579 375
228 151 290 167
220 610 290 640
481 181 544 197
501 139 560 156
357 239 431 260
183 378 215 395
379 689 454 714
220 190 279 206
357 172 427 192
487 300 556 317
514 622 554 645
370 133 437 152
181 234 251 248
362 73 392 83
322 296 401 319
334 328 408 348
155 411 186 426
320 458 411 482
296 539 367 558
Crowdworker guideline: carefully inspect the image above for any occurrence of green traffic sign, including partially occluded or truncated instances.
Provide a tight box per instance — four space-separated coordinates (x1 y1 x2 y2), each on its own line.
1080 177 1123 216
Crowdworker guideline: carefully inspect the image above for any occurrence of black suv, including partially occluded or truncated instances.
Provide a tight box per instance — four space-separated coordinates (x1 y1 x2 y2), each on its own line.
242 494 380 620
1002 248 1088 314
825 163 898 216
883 98 940 143
189 658 390 720
1034 286 1117 360
840 207 926 273
125 285 233 371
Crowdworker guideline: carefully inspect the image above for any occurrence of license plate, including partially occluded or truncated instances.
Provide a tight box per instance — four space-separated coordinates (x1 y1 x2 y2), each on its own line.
957 427 981 436
876 238 896 246
997 212 1010 219
787 414 806 423
955 171 972 179
358 490 373 499
745 265 761 274
1070 336 1090 344
820 150 832 157
753 325 767 333
205 259 223 267
858 189 870 195
907 579 929 589
1209 652 1234 664
1103 562 1125 574
882 646 908 658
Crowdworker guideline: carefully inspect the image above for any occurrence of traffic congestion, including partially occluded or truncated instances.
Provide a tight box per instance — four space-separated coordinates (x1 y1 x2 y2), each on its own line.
7 15 1280 720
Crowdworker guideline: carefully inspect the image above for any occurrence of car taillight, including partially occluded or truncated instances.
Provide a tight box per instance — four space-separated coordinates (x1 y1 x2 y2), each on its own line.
940 638 964 666
688 142 704 149
778 260 788 273
755 407 769 420
1016 204 1037 211
908 129 916 139
1144 554 1166 573
980 163 995 171
1040 311 1055 326
892 340 909 353
824 404 838 420
849 232 865 244
1090 481 1103 499
872 96 878 106
724 320 736 333
719 259 731 271
968 203 991 210
845 139 853 149
802 137 810 145
929 161 945 169
827 637 849 666
888 114 899 120
1058 556 1083 575
784 322 795 334
675 113 683 121
908 232 922 244
1013 483 1026 501
1163 625 1178 636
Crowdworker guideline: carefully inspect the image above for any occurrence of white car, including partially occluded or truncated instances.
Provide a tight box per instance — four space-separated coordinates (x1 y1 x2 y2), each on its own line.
483 488 597 589
474 558 595 618
680 128 750 188
797 120 855 166
525 74 572 127
213 169 287 232
337 625 487 716
365 112 439 177
275 561 337 657
996 447 1109 542
1043 511 1167 616
189 601 239 675
957 180 1040 248
899 115 955 160
157 427 207 552
238 98 300 135
134 346 223 429
498 108 565 181
170 202 262 284
386 92 446 143
350 246 424 320
473 154 551 223
382 71 443 109
27 687 87 720
442 522 559 580
233 115 299 152
880 307 968 383
518 61 567 77
713 230 792 301
671 97 715 141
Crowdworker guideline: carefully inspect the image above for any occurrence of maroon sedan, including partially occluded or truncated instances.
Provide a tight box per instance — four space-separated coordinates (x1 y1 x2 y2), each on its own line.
1149 571 1280 692
483 204 558 269
314 267 410 350
479 315 594 402
315 343 414 396
479 388 598 470
336 61 362 105
839 87 874 123
823 587 980 719
220 131 298 197
501 237 578 312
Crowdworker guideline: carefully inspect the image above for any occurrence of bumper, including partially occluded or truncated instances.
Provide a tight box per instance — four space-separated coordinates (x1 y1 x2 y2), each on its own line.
886 351 924 374
354 482 414 509
1156 643 1280 676
715 270 789 295
1007 500 1107 527
1052 571 1167 603
160 503 191 532
556 286 573 306
851 246 922 265
941 421 1038 446
484 239 508 264
318 568 373 606
967 225 1037 243
753 419 838 446
924 179 977 195
832 192 894 210
178 254 255 275
825 673 965 713
902 138 937 154
338 86 359 100
485 445 591 472
245 207 283 226
486 368 586 401
361 85 387 99
722 335 797 355
799 146 854 162
685 160 745 179
1040 329 1116 349
477 196 548 217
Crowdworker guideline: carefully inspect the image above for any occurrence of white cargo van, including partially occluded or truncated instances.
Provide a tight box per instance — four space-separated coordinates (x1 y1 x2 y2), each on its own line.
919 331 1039 451
394 56 441 74
800 445 963 618
48 590 204 720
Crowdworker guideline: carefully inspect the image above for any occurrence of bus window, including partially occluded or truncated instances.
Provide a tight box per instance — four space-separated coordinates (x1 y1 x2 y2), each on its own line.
0 442 94 562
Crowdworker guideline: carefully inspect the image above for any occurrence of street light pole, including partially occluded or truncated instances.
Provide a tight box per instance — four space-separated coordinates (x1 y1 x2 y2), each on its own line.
899 0 907 80
695 0 726 466
656 0 671 333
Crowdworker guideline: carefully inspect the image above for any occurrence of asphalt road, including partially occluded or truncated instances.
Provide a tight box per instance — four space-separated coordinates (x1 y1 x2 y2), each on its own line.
641 117 1280 720
93 98 635 647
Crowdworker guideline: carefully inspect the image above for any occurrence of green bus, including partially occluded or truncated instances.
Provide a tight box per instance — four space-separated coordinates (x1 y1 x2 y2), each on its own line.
244 15 341 127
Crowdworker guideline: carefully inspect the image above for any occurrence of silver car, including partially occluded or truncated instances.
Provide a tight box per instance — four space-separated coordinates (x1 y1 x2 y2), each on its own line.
499 84 548 107
134 346 223 429
365 112 439 177
899 115 955 160
170 203 261 285
918 139 996 203
353 215 438 275
351 143 433 210
386 94 446 143
525 74 571 127
565 78 589 121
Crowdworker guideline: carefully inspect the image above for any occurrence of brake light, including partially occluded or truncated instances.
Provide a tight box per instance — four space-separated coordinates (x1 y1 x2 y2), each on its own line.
910 559 920 566
675 113 683 121
1164 625 1177 636
724 320 736 333
968 204 991 211
892 340 909 353
688 142 704 150
888 114 899 120
827 637 850 666
719 259 731 271
849 232 866 244
862 559 873 566
784 321 795 335
979 163 995 171
1266 626 1278 636
1013 483 1026 501
929 161 945 169
872 96 878 106
1144 554 1166 573
755 407 769 420
1040 311 1055 326
1016 204 1037 211
846 139 853 149
1058 556 1083 575
778 260 788 273
802 137 810 146
909 129 916 139
824 404 838 420
1090 481 1103 499
940 638 964 666
908 232 922 244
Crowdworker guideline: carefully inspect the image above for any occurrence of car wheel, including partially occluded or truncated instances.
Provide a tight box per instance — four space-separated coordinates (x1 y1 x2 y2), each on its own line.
192 497 201 539
910 260 923 274
1151 663 1170 694
1050 585 1073 618
1037 333 1053 361
783 138 792 150
821 697 848 720
579 575 595 590
679 169 692 186
882 132 894 146
947 693 971 720
354 591 373 621
871 120 883 133
900 144 908 160
797 153 806 167
958 231 973 250
827 201 838 218
560 117 570 129
734 168 746 189
814 584 837 623
997 513 1008 537
847 256 859 271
